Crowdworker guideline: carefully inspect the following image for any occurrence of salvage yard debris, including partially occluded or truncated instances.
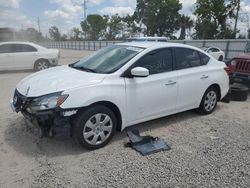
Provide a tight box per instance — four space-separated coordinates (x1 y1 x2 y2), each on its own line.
125 130 171 156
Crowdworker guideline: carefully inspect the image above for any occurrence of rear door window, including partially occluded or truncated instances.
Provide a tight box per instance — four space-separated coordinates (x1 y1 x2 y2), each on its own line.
175 48 203 69
13 44 37 53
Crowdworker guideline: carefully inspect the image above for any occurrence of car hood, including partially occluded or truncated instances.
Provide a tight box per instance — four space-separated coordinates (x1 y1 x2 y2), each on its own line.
16 65 106 97
234 53 250 60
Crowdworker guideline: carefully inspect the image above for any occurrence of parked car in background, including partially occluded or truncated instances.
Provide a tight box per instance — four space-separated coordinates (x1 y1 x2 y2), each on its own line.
127 37 168 42
0 42 59 71
227 54 250 87
201 46 225 61
11 42 229 149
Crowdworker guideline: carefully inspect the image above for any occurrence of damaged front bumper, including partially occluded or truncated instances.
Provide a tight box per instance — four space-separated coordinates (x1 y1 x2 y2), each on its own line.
10 89 78 137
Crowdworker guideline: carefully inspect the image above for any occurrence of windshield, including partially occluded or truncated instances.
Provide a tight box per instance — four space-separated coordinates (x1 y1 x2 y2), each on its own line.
70 45 144 74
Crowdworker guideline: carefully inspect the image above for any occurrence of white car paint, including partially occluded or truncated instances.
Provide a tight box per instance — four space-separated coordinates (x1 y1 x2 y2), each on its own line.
0 42 59 71
202 46 225 61
13 42 229 131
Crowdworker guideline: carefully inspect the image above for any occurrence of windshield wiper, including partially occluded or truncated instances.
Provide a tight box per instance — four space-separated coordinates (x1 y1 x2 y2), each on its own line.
70 65 96 73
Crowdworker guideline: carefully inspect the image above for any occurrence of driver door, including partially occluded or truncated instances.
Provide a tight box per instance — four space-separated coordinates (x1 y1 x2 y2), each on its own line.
124 48 178 125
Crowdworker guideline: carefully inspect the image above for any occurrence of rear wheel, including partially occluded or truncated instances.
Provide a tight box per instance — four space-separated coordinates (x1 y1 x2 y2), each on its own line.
198 86 219 115
72 105 117 149
34 60 50 71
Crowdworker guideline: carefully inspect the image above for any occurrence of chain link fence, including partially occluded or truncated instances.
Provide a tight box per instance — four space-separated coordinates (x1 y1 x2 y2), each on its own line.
39 40 250 60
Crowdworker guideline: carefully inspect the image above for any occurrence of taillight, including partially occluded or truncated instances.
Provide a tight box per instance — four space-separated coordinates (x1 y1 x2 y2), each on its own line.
224 66 233 75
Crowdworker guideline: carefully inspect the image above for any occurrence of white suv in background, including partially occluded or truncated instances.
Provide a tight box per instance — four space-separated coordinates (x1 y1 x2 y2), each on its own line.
11 42 229 149
0 42 59 71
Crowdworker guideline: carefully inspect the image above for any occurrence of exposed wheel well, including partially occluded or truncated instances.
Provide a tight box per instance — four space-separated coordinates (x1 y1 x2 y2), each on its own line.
89 101 122 132
208 84 221 101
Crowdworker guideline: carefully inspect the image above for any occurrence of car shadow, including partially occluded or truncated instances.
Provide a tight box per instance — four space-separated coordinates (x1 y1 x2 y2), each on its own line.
112 110 202 142
4 109 201 157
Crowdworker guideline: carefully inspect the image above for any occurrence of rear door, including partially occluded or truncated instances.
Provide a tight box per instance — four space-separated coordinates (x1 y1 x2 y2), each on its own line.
125 48 178 124
0 44 14 70
12 44 38 69
174 47 211 110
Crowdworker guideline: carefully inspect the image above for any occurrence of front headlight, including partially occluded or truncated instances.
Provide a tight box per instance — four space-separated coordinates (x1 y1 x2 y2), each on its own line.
29 92 68 112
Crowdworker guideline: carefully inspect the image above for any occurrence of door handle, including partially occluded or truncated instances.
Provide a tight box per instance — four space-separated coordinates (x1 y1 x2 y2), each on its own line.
165 80 177 86
200 75 209 79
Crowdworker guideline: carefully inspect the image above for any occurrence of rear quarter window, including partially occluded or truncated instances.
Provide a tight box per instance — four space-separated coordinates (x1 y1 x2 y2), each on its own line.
198 51 210 65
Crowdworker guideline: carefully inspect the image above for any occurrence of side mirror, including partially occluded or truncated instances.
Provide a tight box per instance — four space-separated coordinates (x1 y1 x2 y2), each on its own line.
131 67 149 77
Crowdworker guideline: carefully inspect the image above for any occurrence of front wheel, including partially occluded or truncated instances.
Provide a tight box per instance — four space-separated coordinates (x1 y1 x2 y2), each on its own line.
72 105 117 149
34 60 50 71
198 87 219 115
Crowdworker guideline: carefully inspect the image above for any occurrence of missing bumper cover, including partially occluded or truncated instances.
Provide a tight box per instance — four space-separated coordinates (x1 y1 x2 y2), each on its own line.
125 129 171 156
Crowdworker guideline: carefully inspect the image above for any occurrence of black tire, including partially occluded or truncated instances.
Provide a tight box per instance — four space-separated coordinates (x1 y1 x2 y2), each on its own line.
230 83 249 101
197 86 219 115
72 105 117 149
34 59 50 71
218 55 223 61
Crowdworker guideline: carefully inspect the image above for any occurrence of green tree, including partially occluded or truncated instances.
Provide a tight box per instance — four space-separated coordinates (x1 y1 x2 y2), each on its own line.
134 0 182 37
178 15 193 39
193 19 218 39
61 34 68 41
122 14 140 38
104 14 123 40
194 0 237 39
49 26 61 41
81 14 106 40
71 27 82 40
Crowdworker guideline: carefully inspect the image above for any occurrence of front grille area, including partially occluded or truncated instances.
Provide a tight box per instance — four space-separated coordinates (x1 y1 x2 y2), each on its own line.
235 60 250 73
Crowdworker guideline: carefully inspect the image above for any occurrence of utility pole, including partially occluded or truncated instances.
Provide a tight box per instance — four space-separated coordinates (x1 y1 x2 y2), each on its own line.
37 17 41 33
234 0 240 38
83 0 87 20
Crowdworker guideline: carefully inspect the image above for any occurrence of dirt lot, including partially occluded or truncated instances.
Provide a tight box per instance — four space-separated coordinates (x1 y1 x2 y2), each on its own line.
0 49 250 188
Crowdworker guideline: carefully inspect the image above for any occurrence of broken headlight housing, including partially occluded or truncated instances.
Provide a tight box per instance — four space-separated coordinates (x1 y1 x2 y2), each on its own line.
28 92 68 113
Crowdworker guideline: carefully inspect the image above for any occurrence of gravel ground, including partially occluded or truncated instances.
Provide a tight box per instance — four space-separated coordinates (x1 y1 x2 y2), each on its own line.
0 49 250 188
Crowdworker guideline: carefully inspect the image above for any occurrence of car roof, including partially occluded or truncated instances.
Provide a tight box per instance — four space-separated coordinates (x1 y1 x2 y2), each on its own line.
116 42 199 50
0 41 35 45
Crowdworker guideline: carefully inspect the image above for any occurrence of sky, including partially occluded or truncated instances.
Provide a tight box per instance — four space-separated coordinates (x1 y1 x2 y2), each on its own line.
1 0 250 36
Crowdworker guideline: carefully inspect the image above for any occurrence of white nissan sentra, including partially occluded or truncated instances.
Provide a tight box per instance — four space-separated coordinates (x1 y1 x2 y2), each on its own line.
11 42 229 149
0 42 59 71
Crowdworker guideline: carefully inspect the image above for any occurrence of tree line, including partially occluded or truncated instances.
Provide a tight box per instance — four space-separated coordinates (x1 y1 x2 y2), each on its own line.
2 0 242 42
